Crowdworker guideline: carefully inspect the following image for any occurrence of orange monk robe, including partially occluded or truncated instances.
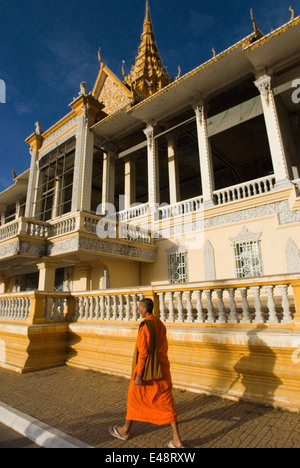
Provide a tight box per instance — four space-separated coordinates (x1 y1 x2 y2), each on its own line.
126 313 178 425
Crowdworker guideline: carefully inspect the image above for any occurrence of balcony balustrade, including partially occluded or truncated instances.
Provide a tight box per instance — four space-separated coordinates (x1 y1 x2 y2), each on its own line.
1 173 297 246
71 275 298 326
214 175 276 205
1 275 296 326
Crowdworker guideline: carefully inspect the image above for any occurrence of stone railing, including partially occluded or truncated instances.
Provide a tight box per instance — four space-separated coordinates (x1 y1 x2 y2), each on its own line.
1 275 299 326
0 293 31 321
83 213 152 244
0 220 19 241
70 275 299 326
155 279 295 325
0 211 153 246
0 218 50 241
0 291 71 324
72 289 148 321
118 203 150 222
214 175 276 205
158 195 204 220
116 175 277 223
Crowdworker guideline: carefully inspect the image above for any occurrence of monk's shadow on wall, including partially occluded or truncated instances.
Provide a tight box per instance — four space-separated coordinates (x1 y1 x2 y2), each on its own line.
233 328 283 407
178 327 283 448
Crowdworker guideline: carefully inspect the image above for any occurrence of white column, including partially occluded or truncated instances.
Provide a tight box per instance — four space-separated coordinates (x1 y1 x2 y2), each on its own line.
194 103 215 207
102 151 115 207
144 124 160 207
25 149 39 218
25 150 37 218
255 75 292 189
25 132 44 218
166 132 180 205
71 111 95 212
70 86 104 213
124 159 136 210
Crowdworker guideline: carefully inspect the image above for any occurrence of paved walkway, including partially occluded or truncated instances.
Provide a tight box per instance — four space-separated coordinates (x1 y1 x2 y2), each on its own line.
0 365 299 449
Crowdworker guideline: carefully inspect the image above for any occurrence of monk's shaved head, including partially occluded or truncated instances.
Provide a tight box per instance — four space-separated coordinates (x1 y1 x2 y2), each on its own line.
140 298 153 314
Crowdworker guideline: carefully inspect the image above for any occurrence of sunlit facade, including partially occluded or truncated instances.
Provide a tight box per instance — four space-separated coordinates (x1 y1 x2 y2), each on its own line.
0 3 300 411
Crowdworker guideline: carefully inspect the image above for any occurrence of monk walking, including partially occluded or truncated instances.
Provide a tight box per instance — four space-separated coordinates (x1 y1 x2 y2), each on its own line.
109 298 183 448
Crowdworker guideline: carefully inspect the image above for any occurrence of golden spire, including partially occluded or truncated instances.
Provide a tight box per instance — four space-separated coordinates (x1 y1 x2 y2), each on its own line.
125 0 173 102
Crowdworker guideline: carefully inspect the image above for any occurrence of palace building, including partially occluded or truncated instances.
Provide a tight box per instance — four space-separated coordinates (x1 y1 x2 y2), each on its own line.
0 2 300 411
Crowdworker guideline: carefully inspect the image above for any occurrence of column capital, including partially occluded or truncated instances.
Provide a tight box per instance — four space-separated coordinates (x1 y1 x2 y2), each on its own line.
254 74 272 104
36 258 61 270
143 124 155 140
25 130 44 155
194 103 206 123
69 85 105 126
192 94 210 112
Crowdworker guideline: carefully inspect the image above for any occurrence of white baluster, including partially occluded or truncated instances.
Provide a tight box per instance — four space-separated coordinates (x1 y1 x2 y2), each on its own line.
205 290 214 322
279 285 292 324
88 297 94 320
252 286 264 324
228 288 238 324
167 292 174 323
112 296 118 320
118 295 124 321
125 295 131 321
239 288 251 323
175 292 183 322
94 296 100 320
106 296 111 320
12 298 17 320
186 291 193 323
100 296 105 320
59 298 66 320
215 289 226 323
194 290 205 323
79 297 84 319
158 293 166 322
132 295 138 321
25 298 30 320
265 286 277 324
18 298 23 320
84 297 89 320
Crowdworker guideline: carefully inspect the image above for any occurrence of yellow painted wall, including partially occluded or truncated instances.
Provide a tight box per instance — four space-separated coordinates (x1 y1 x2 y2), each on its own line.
141 212 300 285
67 321 300 412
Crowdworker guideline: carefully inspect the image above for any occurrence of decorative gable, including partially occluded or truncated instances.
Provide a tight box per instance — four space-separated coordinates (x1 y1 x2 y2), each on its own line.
92 62 133 116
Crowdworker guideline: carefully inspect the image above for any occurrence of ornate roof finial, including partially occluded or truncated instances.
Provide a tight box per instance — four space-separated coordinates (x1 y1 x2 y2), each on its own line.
176 66 181 80
79 82 88 97
98 47 104 67
34 121 43 135
250 9 259 36
289 6 295 21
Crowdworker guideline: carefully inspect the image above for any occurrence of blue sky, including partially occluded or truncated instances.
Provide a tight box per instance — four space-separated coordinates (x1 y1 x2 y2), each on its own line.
0 0 297 192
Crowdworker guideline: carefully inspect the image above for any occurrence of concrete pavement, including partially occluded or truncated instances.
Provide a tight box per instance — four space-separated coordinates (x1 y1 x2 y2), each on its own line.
0 365 299 449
